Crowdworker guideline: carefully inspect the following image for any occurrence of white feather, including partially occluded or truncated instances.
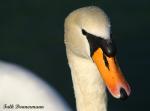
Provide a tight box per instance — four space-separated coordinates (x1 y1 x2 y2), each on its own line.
0 61 71 111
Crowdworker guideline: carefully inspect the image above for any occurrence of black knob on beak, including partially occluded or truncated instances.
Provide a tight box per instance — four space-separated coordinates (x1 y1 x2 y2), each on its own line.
102 40 116 57
81 29 117 57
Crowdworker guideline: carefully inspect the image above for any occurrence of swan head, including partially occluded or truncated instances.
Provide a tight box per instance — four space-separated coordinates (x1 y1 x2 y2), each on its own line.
64 6 131 100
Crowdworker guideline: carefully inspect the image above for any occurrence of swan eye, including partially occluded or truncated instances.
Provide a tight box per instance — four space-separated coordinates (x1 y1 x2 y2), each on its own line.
103 54 109 70
82 29 87 35
81 29 116 57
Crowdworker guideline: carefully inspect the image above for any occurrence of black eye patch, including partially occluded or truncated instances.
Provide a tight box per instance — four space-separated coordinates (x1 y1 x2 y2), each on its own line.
81 29 116 57
82 29 87 35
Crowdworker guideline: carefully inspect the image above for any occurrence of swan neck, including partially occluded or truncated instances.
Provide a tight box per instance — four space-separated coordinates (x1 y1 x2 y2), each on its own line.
66 49 107 111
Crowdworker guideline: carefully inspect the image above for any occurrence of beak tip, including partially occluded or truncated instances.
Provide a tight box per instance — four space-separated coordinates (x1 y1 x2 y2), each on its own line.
119 88 128 101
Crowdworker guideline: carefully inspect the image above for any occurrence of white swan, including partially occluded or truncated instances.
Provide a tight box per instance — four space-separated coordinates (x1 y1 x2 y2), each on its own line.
0 6 131 111
64 6 131 111
0 61 71 111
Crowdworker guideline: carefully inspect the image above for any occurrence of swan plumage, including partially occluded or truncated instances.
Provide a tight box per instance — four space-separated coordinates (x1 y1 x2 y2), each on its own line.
65 6 130 111
0 61 71 111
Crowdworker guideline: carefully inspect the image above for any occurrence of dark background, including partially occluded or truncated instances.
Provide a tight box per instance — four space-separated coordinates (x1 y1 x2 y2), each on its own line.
0 0 149 111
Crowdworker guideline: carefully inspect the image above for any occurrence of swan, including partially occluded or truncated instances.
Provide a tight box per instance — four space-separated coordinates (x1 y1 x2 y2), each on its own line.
0 6 131 111
0 61 71 111
64 6 131 111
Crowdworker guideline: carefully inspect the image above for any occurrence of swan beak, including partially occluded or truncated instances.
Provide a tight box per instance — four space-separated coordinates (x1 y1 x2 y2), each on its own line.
92 48 131 100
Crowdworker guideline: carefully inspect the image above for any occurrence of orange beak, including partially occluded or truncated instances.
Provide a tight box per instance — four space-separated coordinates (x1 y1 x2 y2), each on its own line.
92 48 131 99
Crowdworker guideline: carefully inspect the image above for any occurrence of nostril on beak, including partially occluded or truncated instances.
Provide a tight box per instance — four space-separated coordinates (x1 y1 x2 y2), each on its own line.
120 88 128 100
